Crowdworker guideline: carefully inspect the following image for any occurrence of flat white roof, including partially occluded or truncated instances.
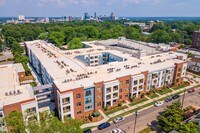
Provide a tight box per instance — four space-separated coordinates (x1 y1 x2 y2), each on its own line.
0 64 35 107
26 40 187 92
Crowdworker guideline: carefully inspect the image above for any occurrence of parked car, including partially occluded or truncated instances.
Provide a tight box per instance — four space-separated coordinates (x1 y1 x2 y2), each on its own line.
83 129 92 133
188 88 195 93
97 122 111 130
154 101 164 107
172 94 180 99
113 116 125 123
110 128 123 133
165 96 173 102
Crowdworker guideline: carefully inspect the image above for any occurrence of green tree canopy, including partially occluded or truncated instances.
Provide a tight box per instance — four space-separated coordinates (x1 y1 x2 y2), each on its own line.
179 122 199 133
49 32 65 48
150 30 171 43
68 37 83 50
37 32 49 40
157 101 184 132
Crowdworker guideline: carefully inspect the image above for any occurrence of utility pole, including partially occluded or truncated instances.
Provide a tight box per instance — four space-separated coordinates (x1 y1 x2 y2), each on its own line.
181 88 186 109
133 110 138 133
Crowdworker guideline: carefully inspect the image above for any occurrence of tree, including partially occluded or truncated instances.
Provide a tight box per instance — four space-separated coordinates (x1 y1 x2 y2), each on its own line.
150 30 171 43
0 38 3 52
125 27 141 40
157 101 184 132
68 38 83 50
49 32 65 48
179 122 199 133
37 32 49 40
5 111 26 133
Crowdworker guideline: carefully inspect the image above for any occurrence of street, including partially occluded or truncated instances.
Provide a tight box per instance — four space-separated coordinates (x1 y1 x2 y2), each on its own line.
93 89 200 133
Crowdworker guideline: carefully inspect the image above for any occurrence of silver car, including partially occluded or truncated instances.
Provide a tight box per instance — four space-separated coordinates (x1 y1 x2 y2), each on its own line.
113 116 125 123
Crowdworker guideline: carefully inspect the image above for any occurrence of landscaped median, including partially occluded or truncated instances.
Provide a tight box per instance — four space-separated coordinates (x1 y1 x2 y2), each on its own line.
105 105 128 116
129 98 148 106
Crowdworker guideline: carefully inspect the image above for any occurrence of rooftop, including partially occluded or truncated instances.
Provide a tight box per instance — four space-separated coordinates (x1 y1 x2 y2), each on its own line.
26 40 187 92
0 64 35 107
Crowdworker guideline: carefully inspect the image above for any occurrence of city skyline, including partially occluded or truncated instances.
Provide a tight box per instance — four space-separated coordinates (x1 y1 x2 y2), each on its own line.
0 0 200 17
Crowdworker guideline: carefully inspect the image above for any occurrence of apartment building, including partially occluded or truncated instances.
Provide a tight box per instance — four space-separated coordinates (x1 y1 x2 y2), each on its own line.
0 64 39 132
192 31 200 49
188 56 200 73
25 40 187 121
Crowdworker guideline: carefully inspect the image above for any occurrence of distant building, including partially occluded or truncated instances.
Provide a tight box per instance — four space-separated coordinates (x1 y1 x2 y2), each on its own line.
68 16 73 21
94 12 97 19
191 31 200 49
18 15 25 20
84 13 90 20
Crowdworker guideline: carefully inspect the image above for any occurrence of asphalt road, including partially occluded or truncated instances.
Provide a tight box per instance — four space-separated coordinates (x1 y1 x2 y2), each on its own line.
93 89 200 133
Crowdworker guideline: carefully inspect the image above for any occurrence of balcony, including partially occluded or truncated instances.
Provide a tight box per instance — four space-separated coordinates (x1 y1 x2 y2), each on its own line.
152 74 158 79
63 107 70 113
113 93 118 98
139 79 144 84
62 98 70 105
106 95 111 100
106 88 111 93
113 86 118 91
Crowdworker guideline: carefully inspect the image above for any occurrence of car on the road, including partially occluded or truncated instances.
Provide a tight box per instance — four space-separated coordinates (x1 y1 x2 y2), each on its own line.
188 88 195 93
154 101 164 107
110 128 123 133
172 94 180 99
165 96 173 102
113 116 125 123
97 122 111 130
83 129 92 133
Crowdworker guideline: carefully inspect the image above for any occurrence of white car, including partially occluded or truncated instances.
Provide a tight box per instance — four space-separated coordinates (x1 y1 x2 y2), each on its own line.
113 116 125 123
154 101 164 107
110 128 123 133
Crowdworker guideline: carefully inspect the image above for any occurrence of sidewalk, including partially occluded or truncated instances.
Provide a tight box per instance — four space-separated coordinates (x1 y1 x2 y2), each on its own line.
81 83 199 129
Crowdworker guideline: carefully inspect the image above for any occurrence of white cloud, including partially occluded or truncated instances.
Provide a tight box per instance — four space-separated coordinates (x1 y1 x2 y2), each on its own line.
107 0 160 5
38 0 96 7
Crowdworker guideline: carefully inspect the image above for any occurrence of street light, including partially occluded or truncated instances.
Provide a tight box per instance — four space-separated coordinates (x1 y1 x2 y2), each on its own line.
133 110 138 133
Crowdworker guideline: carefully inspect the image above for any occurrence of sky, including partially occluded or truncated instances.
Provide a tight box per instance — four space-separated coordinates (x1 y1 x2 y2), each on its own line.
0 0 200 17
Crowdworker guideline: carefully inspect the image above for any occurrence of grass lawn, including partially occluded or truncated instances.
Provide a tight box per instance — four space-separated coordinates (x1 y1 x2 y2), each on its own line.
146 92 159 99
129 98 148 106
172 85 186 90
139 127 154 133
157 88 172 95
105 105 128 116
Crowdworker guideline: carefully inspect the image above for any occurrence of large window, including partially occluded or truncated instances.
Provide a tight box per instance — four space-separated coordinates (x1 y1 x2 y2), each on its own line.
85 97 92 104
76 94 81 99
77 102 81 106
85 90 91 96
77 110 81 115
62 97 70 105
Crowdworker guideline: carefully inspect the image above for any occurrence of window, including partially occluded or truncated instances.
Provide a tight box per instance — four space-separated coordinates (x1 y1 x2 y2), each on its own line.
85 105 93 110
106 87 111 93
119 89 122 92
85 97 92 104
77 110 81 115
77 102 81 106
26 107 36 114
97 95 101 99
63 106 70 113
113 100 117 104
113 86 118 91
62 97 70 105
125 94 129 98
65 114 71 118
0 112 3 118
139 79 143 84
97 102 101 107
126 80 129 84
133 87 137 91
134 80 138 85
119 95 122 99
85 90 91 96
76 94 81 99
126 87 129 91
97 87 101 92
119 81 123 86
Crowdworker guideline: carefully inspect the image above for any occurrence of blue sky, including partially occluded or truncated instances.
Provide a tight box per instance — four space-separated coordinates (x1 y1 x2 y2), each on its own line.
0 0 200 17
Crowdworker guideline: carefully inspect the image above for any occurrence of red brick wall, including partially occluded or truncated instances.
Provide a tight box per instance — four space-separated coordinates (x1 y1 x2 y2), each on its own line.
94 82 103 111
117 75 131 102
72 87 85 119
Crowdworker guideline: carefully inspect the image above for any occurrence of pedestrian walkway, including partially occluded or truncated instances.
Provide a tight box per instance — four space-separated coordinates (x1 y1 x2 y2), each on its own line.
81 83 199 129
